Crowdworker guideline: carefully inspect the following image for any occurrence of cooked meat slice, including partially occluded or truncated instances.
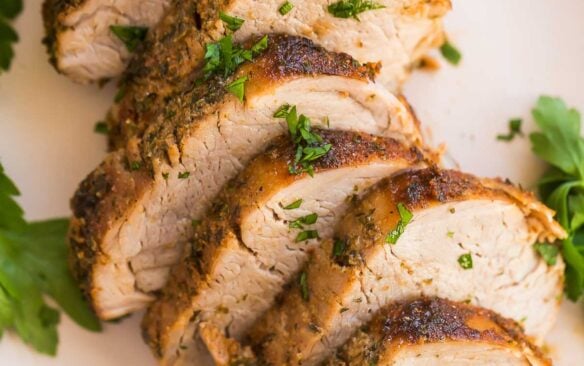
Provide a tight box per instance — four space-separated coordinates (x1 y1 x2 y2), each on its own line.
250 168 565 366
69 35 425 320
109 0 449 148
327 297 551 366
42 0 170 83
141 130 428 365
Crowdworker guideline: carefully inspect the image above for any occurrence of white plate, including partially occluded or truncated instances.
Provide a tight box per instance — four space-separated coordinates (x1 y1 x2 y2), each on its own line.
1 0 583 364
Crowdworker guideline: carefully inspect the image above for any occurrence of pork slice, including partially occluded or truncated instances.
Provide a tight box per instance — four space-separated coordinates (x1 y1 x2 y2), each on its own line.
141 130 428 365
42 0 170 83
69 35 425 320
109 0 449 148
327 297 551 366
249 168 566 366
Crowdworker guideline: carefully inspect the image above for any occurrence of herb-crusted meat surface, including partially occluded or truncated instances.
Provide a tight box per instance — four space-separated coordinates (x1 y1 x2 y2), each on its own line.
249 168 565 366
69 35 424 320
141 129 428 365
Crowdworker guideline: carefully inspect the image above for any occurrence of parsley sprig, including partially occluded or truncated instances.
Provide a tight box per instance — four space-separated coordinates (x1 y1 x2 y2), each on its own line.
385 203 413 244
529 96 584 300
273 104 332 176
0 0 23 73
0 163 101 354
110 25 148 52
328 0 385 21
202 35 268 79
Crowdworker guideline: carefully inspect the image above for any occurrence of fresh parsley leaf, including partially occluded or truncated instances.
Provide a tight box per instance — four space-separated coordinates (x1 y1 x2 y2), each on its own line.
497 118 523 141
114 84 127 103
0 164 101 355
299 271 309 301
279 1 294 15
202 35 268 80
282 199 303 210
332 238 347 258
328 0 385 20
178 171 190 179
440 40 462 66
289 213 318 229
226 76 248 102
274 104 333 176
457 253 473 269
385 203 413 244
110 25 148 52
0 0 22 73
534 243 560 266
94 121 108 135
529 96 584 300
129 161 141 171
220 12 245 32
295 230 319 242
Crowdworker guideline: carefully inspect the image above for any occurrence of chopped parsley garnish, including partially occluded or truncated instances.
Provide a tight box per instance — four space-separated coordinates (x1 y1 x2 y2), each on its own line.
0 163 101 354
440 40 462 65
529 96 584 300
0 0 22 73
447 231 454 238
282 199 303 210
129 161 141 171
273 104 332 176
202 35 268 80
162 172 169 180
226 76 248 102
178 171 190 179
534 243 559 266
110 25 148 52
114 84 127 103
458 253 473 269
289 213 318 229
328 0 385 20
295 230 320 243
497 118 523 141
219 12 245 32
385 203 413 244
279 1 294 15
299 271 309 301
94 121 108 134
332 238 347 257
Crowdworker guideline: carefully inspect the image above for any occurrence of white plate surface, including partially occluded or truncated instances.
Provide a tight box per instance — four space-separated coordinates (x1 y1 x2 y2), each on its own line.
1 0 583 364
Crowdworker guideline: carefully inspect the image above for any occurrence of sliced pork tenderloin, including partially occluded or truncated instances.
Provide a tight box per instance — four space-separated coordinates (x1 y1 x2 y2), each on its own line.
327 297 551 366
42 0 170 83
141 129 429 366
69 35 425 320
250 168 565 366
109 0 449 148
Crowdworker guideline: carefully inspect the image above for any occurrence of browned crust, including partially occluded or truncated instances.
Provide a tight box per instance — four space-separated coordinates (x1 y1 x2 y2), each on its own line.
69 36 380 317
141 129 426 357
114 33 370 150
329 297 550 365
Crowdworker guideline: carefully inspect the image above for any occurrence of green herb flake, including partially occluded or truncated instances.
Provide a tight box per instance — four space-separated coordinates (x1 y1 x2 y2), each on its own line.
440 40 462 66
129 161 141 171
497 118 523 141
226 76 248 102
202 35 268 80
447 231 454 238
283 199 303 210
219 12 245 32
94 121 108 134
279 1 294 15
289 213 318 229
162 172 169 180
295 230 319 243
328 0 385 20
191 220 202 228
109 25 148 52
274 104 333 176
385 203 413 244
458 253 473 270
178 171 190 179
0 163 101 355
529 96 584 300
299 271 309 301
332 238 347 257
114 84 127 103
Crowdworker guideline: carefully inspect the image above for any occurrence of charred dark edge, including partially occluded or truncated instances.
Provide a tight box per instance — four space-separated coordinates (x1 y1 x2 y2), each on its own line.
141 130 426 356
331 298 550 365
